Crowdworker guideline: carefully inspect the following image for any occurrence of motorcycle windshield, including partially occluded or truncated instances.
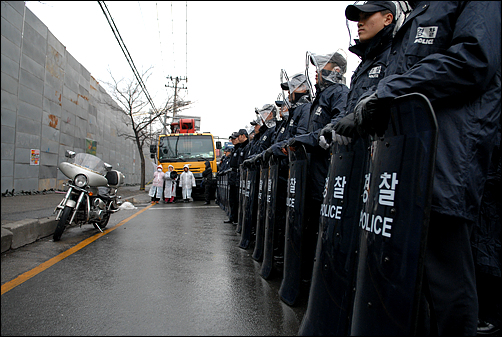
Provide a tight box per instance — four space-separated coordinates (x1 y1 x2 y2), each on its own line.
73 153 106 175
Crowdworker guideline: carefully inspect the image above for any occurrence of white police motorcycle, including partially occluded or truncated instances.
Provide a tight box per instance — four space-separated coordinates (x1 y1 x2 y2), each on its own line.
53 150 125 241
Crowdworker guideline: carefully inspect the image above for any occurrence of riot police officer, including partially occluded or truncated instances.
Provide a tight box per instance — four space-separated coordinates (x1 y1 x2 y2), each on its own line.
253 104 278 155
268 73 311 156
320 0 402 147
259 74 312 278
299 2 404 333
224 132 241 224
287 52 350 284
245 118 262 157
236 129 250 164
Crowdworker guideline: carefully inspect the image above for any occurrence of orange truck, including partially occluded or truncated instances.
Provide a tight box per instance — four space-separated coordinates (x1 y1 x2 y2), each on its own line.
150 118 221 198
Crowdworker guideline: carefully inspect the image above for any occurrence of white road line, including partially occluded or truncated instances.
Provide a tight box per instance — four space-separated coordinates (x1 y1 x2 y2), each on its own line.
146 205 220 210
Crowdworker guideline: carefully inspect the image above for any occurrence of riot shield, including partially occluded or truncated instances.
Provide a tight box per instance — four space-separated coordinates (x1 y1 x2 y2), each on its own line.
236 164 247 233
350 93 438 335
239 164 259 249
260 154 280 279
223 171 229 214
278 145 309 306
299 136 369 335
225 171 230 214
252 159 269 262
218 170 229 214
221 173 230 216
217 172 224 211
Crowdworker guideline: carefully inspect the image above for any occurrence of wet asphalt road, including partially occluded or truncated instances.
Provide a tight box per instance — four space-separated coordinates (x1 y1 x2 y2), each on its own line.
1 198 307 335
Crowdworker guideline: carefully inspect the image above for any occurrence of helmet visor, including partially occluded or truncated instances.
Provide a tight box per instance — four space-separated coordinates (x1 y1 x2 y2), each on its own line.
258 104 277 128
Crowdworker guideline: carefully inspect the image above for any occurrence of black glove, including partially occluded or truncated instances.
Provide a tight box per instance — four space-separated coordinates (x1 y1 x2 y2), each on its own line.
320 123 335 143
334 113 357 137
262 147 273 163
252 153 262 166
287 137 298 148
242 158 253 168
319 123 335 149
353 92 391 136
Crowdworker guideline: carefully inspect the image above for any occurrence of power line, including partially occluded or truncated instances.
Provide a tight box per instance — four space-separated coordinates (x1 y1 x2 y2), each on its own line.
171 2 175 74
155 2 166 80
164 75 188 134
97 1 158 113
185 1 188 83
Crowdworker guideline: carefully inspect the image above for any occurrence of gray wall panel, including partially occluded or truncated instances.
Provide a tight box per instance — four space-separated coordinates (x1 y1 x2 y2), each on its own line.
1 35 21 62
1 125 15 144
0 1 23 31
1 72 18 96
1 54 20 80
19 68 43 94
15 131 40 149
18 100 42 121
39 164 58 179
18 84 42 108
1 1 143 193
2 160 14 177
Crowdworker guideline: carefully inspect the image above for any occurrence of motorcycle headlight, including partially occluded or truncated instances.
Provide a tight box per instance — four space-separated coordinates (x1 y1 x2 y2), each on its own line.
74 174 88 188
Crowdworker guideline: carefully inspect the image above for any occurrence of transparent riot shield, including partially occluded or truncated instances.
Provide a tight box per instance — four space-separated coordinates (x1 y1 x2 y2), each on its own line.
260 154 280 279
350 93 438 335
252 158 269 262
236 164 247 234
278 145 308 306
299 136 369 335
239 163 259 249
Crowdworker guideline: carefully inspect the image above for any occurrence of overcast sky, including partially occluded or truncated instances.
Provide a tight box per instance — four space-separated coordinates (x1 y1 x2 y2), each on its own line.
26 1 360 140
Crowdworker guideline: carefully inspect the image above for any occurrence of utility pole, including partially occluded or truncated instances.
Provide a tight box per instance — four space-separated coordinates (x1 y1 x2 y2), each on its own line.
164 76 187 134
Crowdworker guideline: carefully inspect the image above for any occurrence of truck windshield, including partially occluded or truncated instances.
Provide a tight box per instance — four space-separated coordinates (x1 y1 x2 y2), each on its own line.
158 135 215 162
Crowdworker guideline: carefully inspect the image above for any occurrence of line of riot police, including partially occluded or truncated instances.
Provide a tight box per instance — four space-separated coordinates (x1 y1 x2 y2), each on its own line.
216 1 501 335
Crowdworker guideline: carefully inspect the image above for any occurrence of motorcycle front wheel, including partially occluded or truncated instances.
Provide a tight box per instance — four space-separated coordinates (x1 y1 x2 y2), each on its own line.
53 206 72 241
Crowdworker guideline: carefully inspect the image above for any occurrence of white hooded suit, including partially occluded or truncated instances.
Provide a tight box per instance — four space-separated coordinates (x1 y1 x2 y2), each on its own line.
179 164 196 200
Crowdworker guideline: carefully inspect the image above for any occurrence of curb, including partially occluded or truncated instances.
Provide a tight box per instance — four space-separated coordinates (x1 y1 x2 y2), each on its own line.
1 217 57 253
1 192 150 254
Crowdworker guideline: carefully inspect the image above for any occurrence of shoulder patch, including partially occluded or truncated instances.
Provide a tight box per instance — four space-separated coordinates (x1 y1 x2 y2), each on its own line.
368 65 381 78
414 26 438 45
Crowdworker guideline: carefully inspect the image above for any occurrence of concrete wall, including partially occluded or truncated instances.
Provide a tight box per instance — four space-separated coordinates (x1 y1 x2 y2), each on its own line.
1 1 143 193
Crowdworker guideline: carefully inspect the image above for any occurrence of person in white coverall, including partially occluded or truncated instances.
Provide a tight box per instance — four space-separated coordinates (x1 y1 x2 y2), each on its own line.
179 164 196 202
164 165 177 203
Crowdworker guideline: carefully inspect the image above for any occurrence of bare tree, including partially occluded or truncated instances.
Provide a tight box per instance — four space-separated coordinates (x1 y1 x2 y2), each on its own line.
101 67 175 190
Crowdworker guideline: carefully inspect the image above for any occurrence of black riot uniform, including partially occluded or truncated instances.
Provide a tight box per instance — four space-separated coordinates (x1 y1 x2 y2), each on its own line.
269 80 310 157
227 135 241 224
202 160 214 204
336 2 501 334
323 13 396 147
246 128 262 157
471 117 501 334
265 84 311 268
347 22 394 117
302 3 402 333
289 52 349 283
252 123 275 156
237 135 250 165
